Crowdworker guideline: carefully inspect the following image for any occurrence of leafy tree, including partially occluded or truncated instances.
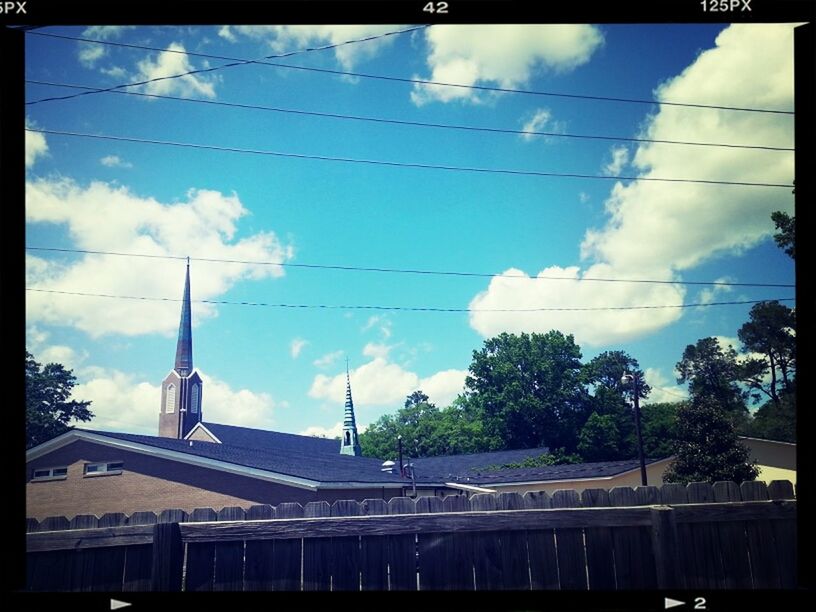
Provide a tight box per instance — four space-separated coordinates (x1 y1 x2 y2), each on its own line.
359 392 489 459
26 351 93 449
663 396 758 485
639 402 680 458
676 337 748 415
578 412 624 461
482 448 582 471
581 350 652 460
745 395 795 443
737 301 796 406
464 331 590 452
771 211 795 259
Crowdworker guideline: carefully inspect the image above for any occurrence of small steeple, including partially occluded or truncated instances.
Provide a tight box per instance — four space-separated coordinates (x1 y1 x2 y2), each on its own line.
174 257 193 376
340 357 362 456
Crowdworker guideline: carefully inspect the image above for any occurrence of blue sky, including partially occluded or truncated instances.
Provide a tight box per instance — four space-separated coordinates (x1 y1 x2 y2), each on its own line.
24 24 796 439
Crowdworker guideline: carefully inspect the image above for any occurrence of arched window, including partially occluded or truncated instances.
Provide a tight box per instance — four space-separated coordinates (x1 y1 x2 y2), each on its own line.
165 384 176 413
344 431 351 445
190 384 200 414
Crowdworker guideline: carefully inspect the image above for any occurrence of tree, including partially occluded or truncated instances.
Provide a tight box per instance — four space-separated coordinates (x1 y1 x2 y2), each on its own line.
745 394 795 443
638 402 680 458
464 331 590 452
359 391 489 459
581 351 652 460
737 300 796 406
663 396 758 485
771 211 795 259
676 337 748 415
26 351 93 449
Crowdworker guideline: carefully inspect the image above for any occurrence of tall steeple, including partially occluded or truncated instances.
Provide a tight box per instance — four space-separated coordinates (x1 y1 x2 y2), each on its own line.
158 259 203 439
340 358 362 456
174 258 193 376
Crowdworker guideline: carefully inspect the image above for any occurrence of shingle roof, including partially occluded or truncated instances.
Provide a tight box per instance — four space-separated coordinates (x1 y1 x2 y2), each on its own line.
198 422 341 455
449 458 669 485
81 429 406 485
409 447 552 481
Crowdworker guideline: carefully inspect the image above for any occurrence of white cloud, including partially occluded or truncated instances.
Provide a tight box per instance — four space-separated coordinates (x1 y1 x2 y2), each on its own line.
696 277 734 306
25 118 48 169
70 368 278 435
100 155 133 169
469 266 685 347
100 65 128 79
26 326 88 370
78 26 135 68
362 342 392 359
602 145 630 176
643 367 688 404
290 338 308 358
467 24 795 347
520 108 565 142
313 350 344 369
26 178 293 337
309 357 467 409
135 42 217 99
411 25 603 105
218 25 403 70
362 315 392 339
579 192 590 204
299 421 342 439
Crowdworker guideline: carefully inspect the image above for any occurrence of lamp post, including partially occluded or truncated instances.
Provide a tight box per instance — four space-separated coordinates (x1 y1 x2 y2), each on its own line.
621 372 648 486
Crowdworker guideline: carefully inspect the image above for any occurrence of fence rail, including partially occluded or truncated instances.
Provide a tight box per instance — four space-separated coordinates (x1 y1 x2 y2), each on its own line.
26 480 797 591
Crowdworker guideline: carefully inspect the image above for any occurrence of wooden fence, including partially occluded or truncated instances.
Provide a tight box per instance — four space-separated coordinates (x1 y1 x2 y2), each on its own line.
26 480 797 591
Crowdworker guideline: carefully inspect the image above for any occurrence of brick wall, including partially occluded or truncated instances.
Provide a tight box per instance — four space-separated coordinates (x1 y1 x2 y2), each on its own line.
26 440 401 520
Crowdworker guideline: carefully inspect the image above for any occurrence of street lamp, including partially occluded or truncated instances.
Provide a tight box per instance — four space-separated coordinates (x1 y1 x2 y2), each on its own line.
621 372 648 486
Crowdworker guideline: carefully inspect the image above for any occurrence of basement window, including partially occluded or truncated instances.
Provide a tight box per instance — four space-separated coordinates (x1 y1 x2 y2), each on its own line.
83 461 124 477
31 466 68 481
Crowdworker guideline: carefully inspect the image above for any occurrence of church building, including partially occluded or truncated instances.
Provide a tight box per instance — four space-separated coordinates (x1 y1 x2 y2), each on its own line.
26 265 672 521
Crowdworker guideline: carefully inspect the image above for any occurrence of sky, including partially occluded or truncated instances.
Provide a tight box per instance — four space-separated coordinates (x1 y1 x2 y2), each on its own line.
23 23 797 441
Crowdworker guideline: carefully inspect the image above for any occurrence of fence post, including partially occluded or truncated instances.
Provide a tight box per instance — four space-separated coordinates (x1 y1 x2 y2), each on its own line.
650 506 680 589
151 522 183 592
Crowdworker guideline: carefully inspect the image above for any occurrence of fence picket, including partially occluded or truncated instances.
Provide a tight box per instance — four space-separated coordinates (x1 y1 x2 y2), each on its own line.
244 505 276 591
767 481 797 588
122 512 155 591
386 497 417 591
360 499 389 591
471 493 503 590
416 496 449 591
303 501 331 591
270 503 303 591
581 488 616 589
330 500 362 591
184 508 217 592
712 481 752 589
686 482 726 589
524 491 559 590
551 489 588 590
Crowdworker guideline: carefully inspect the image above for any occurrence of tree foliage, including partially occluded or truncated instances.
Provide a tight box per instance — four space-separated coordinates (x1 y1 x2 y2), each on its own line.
676 337 748 414
464 331 590 452
771 210 795 259
663 396 758 485
26 351 93 449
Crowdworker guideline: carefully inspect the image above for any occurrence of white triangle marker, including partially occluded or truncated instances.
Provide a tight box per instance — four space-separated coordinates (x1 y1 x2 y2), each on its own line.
111 600 132 610
665 598 685 609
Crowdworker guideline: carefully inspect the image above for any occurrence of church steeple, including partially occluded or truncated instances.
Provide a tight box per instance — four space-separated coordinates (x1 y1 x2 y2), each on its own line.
159 260 203 439
340 359 362 456
174 258 193 376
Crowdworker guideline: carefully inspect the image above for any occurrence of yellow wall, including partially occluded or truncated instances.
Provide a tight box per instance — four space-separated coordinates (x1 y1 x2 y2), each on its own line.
740 438 796 486
489 459 673 496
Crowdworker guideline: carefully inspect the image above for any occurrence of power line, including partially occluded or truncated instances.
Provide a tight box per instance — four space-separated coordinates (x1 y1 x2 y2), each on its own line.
25 80 794 153
24 128 795 189
25 29 795 116
25 247 796 289
25 26 428 106
25 288 794 312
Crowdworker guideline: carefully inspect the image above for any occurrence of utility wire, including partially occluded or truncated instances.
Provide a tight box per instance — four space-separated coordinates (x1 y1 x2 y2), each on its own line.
24 128 795 189
25 80 794 153
25 26 428 105
25 29 795 116
24 289 795 312
25 247 796 289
